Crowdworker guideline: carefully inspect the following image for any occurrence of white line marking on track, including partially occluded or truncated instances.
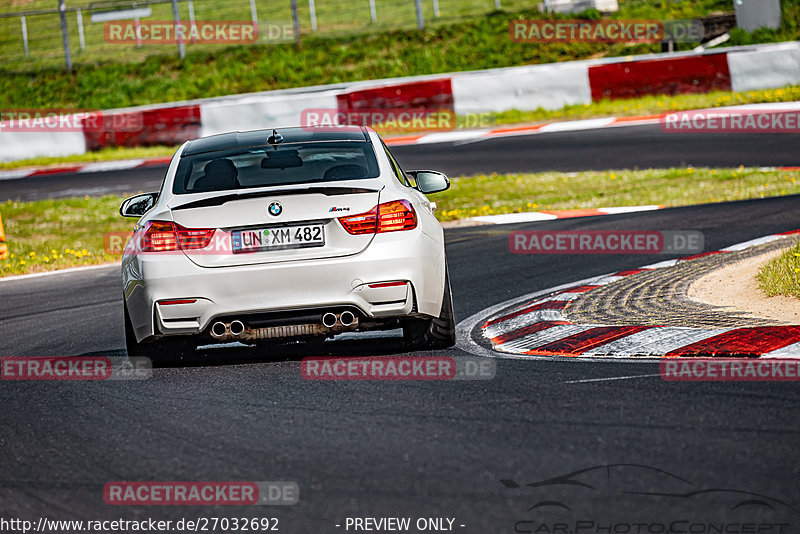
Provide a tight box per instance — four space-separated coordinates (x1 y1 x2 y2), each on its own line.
563 373 661 384
470 212 558 224
415 130 490 144
0 262 119 283
598 205 661 215
0 169 35 181
78 159 146 173
538 118 616 133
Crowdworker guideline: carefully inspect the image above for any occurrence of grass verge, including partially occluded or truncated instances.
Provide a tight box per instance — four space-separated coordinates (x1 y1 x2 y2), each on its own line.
434 167 800 221
3 84 800 170
2 167 799 277
757 242 800 299
0 196 134 276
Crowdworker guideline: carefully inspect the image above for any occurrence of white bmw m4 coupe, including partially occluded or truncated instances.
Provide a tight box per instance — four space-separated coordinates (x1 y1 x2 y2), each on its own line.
119 126 455 362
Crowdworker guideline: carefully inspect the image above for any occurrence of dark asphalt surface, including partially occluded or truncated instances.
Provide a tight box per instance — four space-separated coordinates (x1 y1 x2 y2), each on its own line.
2 195 799 531
3 124 800 201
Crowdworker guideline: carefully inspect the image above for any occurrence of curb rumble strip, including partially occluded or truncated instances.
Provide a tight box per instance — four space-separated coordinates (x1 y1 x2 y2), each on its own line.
457 230 800 361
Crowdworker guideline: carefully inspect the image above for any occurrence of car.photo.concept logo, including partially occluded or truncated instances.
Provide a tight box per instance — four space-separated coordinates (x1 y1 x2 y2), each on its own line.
504 464 797 534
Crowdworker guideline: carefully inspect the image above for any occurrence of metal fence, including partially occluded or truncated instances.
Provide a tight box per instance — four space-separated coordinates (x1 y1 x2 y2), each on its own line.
0 0 534 71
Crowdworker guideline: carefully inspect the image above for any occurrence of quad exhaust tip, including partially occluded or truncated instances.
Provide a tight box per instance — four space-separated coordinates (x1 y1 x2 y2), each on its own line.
211 311 357 339
211 321 228 338
229 320 245 336
339 310 355 327
322 312 338 328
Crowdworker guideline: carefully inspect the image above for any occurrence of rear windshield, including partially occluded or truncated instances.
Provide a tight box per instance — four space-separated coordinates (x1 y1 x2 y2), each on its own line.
172 141 380 195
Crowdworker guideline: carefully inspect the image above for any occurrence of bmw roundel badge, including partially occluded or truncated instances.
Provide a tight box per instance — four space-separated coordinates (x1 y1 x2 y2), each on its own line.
268 202 282 216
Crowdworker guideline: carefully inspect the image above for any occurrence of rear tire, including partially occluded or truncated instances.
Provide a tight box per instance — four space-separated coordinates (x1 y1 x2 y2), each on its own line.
124 302 196 366
403 267 456 350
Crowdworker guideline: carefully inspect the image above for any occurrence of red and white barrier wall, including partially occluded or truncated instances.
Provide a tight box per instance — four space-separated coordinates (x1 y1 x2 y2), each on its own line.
1 41 799 163
728 42 800 92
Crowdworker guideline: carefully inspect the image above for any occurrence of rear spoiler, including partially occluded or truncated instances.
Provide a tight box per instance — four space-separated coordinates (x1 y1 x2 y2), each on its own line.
171 186 381 211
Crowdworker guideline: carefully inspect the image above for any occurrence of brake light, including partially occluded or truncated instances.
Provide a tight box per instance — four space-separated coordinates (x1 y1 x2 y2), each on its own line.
141 221 178 252
377 200 417 232
338 207 377 235
338 200 417 235
140 221 215 252
176 226 216 250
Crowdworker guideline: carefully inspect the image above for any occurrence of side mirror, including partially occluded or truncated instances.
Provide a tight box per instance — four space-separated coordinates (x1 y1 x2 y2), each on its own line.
119 192 159 217
408 170 450 194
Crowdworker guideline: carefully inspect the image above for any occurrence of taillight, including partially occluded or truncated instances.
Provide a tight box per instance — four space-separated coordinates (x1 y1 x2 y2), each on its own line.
338 207 377 235
377 200 417 232
176 226 216 250
338 200 417 235
140 221 215 252
141 221 178 252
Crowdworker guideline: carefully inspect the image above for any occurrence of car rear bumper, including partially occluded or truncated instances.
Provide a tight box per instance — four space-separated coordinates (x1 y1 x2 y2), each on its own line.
123 229 445 342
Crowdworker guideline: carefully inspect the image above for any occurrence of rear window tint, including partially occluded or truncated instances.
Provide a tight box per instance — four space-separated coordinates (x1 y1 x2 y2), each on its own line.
172 141 380 195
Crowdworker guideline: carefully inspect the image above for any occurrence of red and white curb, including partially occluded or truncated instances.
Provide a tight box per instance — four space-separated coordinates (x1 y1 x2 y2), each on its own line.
456 230 800 361
0 156 172 181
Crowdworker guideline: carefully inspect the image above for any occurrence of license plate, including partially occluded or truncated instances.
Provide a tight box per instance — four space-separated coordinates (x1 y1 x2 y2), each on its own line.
232 224 325 253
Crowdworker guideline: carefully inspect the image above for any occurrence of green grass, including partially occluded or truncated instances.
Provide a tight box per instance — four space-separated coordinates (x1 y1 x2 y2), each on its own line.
0 196 135 276
2 167 799 277
2 0 799 110
0 145 174 170
434 167 800 221
757 242 800 299
3 83 800 169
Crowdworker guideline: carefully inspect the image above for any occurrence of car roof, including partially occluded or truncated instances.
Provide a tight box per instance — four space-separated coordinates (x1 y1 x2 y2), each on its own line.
182 126 371 157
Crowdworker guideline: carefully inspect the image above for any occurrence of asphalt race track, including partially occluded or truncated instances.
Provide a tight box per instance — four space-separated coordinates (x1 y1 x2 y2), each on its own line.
3 124 800 201
2 195 799 530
